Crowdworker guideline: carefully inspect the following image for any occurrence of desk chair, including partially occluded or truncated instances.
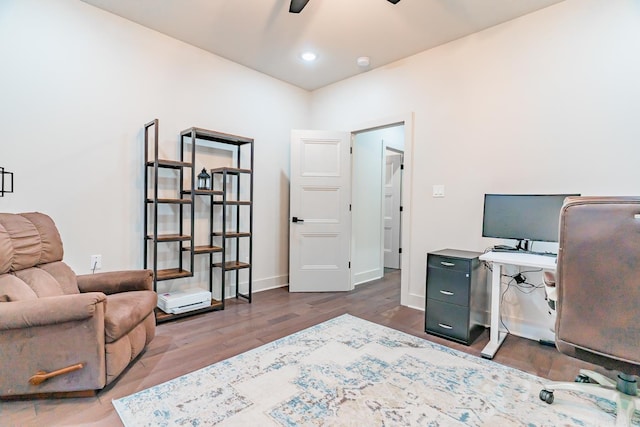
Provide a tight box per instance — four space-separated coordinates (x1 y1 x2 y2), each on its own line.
539 197 640 426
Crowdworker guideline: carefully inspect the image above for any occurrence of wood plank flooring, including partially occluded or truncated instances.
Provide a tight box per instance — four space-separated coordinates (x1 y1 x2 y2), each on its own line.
0 270 600 426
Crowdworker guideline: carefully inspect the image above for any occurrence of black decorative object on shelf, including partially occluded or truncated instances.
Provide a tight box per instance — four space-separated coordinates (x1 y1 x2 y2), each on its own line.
197 168 211 190
1 167 13 197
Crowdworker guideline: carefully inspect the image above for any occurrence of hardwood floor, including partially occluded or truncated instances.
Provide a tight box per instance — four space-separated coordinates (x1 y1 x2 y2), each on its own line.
1 270 599 426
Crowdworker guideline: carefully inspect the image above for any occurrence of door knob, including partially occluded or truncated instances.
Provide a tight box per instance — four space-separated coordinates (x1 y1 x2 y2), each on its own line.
292 217 304 223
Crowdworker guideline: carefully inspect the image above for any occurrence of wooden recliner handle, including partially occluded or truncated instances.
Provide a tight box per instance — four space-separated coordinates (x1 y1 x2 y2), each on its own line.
28 363 84 386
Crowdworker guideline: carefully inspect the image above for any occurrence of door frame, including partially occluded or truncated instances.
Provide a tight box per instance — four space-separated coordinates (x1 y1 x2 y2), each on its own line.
383 146 403 270
349 113 414 308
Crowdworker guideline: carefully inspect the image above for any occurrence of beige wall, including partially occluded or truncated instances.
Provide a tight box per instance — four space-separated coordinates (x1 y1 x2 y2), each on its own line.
0 0 310 295
2 0 639 337
310 0 640 337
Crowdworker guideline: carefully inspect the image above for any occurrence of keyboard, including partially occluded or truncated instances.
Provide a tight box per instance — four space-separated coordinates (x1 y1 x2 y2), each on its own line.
492 248 556 257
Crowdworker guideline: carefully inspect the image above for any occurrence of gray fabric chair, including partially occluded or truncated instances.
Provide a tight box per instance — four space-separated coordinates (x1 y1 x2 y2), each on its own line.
0 212 157 398
539 197 640 426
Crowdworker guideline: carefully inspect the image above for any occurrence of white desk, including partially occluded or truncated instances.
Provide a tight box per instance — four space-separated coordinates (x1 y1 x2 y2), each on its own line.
478 251 557 359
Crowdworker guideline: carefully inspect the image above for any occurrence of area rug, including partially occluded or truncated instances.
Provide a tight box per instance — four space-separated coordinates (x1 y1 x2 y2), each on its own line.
113 314 636 426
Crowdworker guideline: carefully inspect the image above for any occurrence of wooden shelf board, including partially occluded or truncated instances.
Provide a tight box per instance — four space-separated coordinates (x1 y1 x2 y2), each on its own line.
213 261 250 270
155 298 224 323
212 232 251 238
147 234 191 242
146 198 192 204
156 268 192 281
183 189 224 196
210 167 252 175
183 245 223 254
213 200 251 206
147 159 192 169
181 127 253 146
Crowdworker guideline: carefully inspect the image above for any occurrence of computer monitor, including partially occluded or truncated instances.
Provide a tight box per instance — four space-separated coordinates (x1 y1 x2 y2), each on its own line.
482 194 579 250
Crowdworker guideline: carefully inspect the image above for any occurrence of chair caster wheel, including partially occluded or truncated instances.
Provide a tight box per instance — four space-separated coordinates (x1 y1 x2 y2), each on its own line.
575 373 591 383
540 389 554 404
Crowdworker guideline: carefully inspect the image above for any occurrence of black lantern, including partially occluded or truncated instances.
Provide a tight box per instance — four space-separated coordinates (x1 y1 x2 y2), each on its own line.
197 168 211 190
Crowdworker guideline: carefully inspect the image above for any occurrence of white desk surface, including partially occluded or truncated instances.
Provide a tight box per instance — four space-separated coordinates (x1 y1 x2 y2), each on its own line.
479 251 557 270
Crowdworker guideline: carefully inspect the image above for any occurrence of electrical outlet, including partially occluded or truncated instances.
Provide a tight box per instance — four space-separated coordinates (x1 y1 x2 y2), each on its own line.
433 185 445 198
90 254 102 270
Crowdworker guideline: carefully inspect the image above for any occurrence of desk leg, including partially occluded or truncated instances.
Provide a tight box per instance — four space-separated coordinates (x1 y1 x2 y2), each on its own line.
481 262 508 359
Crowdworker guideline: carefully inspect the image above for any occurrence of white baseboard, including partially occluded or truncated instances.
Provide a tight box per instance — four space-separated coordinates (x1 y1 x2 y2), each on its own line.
253 275 289 293
354 268 383 286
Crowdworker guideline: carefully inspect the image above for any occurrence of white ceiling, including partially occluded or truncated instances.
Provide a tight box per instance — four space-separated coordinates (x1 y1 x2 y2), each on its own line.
81 0 565 91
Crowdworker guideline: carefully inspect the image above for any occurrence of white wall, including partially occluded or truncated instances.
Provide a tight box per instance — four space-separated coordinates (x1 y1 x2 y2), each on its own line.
310 0 640 338
352 131 384 285
0 0 310 295
2 0 639 337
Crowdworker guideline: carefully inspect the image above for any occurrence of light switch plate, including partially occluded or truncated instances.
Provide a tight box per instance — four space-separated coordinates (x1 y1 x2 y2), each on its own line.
433 185 445 198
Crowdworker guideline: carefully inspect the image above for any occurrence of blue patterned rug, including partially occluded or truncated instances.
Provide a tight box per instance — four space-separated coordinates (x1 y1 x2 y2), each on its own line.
113 314 635 426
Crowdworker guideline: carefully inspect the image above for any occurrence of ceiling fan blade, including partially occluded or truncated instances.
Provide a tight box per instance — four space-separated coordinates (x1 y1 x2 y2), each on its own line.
289 0 310 13
388 0 401 4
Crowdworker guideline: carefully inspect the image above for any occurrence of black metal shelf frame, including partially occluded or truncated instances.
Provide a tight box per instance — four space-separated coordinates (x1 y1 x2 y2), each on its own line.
180 127 254 308
0 167 14 197
143 119 253 321
143 119 195 290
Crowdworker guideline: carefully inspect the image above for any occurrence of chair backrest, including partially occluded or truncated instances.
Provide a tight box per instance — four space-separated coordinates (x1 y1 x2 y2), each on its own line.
0 212 79 301
555 196 640 374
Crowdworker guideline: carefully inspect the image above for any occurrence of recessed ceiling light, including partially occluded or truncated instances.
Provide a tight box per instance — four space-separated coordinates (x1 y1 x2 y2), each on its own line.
301 51 317 62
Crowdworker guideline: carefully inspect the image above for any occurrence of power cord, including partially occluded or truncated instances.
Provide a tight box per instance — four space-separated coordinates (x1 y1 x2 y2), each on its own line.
498 268 545 332
499 277 513 334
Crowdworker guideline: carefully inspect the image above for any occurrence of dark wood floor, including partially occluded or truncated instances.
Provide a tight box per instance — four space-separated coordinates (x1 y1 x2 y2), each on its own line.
1 270 599 426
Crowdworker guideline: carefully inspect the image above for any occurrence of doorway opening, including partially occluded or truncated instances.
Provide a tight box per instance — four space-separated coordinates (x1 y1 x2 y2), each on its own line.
351 123 404 287
288 113 413 306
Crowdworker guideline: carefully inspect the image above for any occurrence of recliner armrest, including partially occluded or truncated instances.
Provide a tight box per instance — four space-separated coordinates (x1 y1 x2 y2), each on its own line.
0 292 106 330
77 270 153 294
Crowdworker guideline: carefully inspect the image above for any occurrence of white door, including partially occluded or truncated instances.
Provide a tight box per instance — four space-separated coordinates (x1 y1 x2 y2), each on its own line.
289 130 352 292
383 151 402 269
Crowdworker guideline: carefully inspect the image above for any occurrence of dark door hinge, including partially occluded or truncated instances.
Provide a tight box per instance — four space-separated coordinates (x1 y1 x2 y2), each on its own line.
348 262 351 268
400 206 403 212
399 248 402 254
400 164 404 170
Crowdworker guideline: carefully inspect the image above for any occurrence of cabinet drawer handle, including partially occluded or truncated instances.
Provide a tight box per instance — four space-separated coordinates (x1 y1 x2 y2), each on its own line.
440 261 455 267
438 323 453 330
439 290 454 296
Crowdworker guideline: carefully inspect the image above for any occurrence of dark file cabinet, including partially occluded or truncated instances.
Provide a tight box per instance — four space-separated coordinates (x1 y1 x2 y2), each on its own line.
425 249 487 345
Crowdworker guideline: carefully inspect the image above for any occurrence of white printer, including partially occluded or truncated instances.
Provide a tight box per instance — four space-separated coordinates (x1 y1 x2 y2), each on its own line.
157 288 211 314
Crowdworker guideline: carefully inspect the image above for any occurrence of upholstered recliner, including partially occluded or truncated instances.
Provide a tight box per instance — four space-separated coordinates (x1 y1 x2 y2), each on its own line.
0 212 157 398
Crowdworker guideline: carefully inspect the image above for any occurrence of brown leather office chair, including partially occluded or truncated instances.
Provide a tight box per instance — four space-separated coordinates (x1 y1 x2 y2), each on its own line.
0 212 157 398
539 197 640 426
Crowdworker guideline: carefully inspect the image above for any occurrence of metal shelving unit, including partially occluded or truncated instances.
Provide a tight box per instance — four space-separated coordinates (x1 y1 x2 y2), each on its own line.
212 166 253 304
143 119 194 294
144 120 253 322
181 127 253 308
